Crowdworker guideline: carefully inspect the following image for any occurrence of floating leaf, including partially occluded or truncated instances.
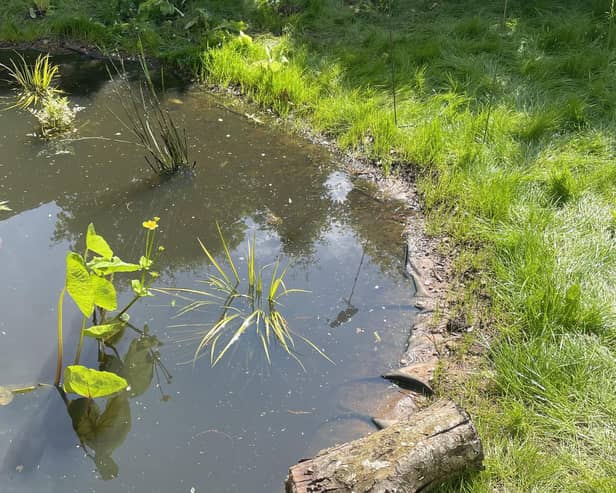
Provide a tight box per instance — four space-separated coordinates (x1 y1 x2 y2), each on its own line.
91 274 118 311
86 224 113 259
83 322 125 341
88 257 141 275
63 365 128 399
66 252 94 317
0 386 14 406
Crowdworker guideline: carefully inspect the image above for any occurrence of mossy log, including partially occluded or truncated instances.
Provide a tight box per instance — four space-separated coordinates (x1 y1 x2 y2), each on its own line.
285 399 482 493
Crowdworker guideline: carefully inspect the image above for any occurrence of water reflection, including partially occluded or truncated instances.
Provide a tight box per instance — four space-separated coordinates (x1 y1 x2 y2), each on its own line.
62 329 170 480
0 54 415 492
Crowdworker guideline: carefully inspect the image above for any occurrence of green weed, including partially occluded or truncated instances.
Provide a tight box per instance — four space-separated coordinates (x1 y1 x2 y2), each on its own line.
109 53 195 176
0 52 60 109
159 226 330 368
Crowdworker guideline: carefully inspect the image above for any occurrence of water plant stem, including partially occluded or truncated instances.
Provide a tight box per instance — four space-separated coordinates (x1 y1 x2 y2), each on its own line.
55 287 66 387
115 295 140 321
73 315 87 365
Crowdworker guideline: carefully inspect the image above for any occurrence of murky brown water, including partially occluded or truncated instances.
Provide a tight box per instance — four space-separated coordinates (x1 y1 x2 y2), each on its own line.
0 53 416 492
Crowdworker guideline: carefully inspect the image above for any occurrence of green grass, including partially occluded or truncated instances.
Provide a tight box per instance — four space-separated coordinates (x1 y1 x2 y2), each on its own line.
0 52 61 109
2 0 616 490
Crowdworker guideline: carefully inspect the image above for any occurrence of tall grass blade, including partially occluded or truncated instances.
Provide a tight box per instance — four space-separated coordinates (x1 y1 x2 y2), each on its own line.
197 237 232 287
217 222 240 283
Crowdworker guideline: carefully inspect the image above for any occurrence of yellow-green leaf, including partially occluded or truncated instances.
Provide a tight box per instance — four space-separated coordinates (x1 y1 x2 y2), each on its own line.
66 252 94 317
91 274 117 311
63 365 128 399
88 257 141 275
86 223 113 259
83 322 125 341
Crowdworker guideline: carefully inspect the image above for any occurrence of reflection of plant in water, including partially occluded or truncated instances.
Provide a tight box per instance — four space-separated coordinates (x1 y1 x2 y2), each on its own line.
55 217 164 399
0 53 77 137
108 52 195 176
61 330 171 480
51 217 171 479
159 226 332 368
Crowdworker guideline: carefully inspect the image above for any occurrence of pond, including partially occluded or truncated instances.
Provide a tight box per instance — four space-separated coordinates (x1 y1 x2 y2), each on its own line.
0 53 417 492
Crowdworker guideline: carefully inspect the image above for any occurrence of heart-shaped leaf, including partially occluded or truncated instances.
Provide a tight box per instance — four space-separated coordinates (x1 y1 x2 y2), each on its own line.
86 223 113 259
63 365 128 399
83 322 125 341
66 252 94 317
91 274 117 311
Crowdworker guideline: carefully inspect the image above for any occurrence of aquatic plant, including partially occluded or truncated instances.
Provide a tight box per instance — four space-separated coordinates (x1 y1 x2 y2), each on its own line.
0 53 77 137
56 217 164 399
159 226 330 368
109 54 195 176
66 329 171 479
0 200 10 212
0 53 60 110
31 95 77 138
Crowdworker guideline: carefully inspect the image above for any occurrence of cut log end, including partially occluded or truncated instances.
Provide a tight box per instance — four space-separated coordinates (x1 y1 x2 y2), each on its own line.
286 399 483 493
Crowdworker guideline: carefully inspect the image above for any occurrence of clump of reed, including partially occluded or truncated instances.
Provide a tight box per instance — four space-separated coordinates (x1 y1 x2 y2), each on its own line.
0 52 76 137
157 226 330 368
108 54 195 176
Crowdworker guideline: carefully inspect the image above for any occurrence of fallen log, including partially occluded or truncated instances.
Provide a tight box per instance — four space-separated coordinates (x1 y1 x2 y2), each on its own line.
286 399 482 493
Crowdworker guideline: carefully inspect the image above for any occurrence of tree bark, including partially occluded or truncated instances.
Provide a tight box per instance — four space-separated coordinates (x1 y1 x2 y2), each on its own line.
286 399 482 493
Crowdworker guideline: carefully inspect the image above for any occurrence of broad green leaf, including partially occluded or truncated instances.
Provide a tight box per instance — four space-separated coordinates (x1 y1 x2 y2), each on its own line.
86 223 113 259
91 274 117 311
88 257 140 275
66 252 94 317
83 322 125 341
63 365 128 399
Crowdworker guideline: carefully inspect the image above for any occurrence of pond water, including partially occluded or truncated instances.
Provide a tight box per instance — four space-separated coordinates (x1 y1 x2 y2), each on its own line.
0 53 416 492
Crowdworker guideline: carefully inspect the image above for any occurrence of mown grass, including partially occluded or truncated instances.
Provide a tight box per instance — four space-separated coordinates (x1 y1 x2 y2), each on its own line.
2 0 616 490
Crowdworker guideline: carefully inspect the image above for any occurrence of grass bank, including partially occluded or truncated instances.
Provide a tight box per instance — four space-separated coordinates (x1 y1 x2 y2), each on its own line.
2 0 616 491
